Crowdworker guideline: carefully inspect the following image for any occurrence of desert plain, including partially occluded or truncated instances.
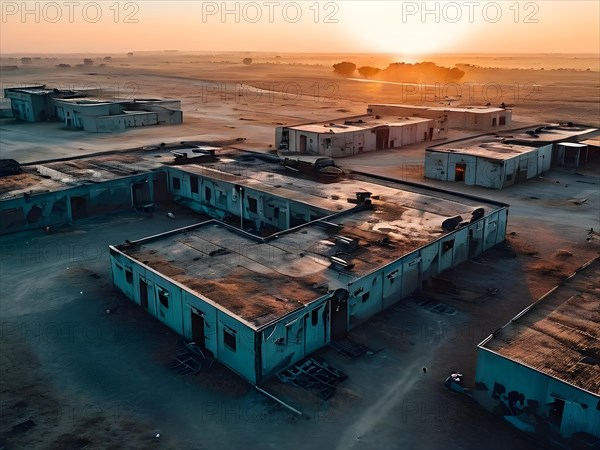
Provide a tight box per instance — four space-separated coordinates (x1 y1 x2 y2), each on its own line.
0 51 599 449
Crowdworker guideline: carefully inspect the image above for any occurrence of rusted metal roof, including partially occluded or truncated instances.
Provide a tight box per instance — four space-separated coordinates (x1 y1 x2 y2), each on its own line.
117 167 501 329
481 258 600 396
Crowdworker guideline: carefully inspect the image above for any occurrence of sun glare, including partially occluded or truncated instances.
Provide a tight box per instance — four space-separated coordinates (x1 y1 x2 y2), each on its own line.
343 2 476 58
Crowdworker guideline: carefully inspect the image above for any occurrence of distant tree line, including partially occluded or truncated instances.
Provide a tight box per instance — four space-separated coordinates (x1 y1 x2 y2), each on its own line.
333 61 465 82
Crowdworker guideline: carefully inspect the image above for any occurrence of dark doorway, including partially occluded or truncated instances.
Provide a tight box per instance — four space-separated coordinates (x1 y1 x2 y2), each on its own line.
468 230 476 257
139 278 148 309
190 176 199 194
548 398 565 427
330 290 348 338
26 205 43 224
455 164 466 182
375 127 390 150
518 160 528 182
468 226 483 258
563 148 580 168
153 172 169 202
492 117 497 127
429 127 434 140
299 135 307 152
191 310 206 350
132 180 152 208
70 196 87 220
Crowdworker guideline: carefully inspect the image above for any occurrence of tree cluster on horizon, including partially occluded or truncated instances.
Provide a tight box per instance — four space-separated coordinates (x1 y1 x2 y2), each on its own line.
333 60 465 82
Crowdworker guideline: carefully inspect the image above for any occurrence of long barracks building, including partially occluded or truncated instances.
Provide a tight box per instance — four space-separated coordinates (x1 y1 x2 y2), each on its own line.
108 150 508 384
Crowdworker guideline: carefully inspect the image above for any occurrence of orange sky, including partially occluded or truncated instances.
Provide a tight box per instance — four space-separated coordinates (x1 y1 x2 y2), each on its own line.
1 1 599 55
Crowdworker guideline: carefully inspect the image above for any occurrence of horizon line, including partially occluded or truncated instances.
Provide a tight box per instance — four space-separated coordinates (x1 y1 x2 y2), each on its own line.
1 51 599 57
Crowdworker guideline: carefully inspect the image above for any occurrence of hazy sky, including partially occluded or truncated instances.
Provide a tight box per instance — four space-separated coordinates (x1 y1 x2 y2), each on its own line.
1 1 599 55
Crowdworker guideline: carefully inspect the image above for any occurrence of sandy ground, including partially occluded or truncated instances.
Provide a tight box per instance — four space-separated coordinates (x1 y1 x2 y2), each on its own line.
1 54 599 449
1 52 599 161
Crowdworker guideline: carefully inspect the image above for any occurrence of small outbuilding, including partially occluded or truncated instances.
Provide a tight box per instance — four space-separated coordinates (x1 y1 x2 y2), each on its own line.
276 114 447 157
3 85 182 132
367 104 512 130
425 138 553 189
425 124 600 189
474 258 600 446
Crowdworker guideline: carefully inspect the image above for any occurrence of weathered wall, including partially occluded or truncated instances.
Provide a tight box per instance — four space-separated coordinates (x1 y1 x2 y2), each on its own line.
165 166 331 232
111 247 259 383
475 348 600 439
0 172 161 235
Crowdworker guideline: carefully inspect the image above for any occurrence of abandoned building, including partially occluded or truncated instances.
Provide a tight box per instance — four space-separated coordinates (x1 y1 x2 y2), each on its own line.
3 85 183 132
108 150 508 384
276 114 447 157
1 143 512 386
367 104 512 130
475 258 600 445
424 124 599 188
52 98 183 132
425 138 553 189
0 151 170 235
4 85 88 122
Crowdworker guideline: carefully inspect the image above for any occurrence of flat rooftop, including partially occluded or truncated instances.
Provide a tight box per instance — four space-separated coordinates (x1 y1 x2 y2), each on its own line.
427 124 600 160
580 137 600 148
427 136 539 161
4 86 88 99
54 98 178 106
116 164 503 329
7 88 52 96
4 86 50 95
480 258 600 396
170 152 497 215
54 98 113 105
0 150 167 200
287 114 433 134
499 125 599 144
369 103 508 114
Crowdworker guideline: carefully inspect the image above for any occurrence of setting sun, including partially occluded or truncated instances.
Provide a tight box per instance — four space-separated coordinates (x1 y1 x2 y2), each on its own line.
343 2 473 58
0 1 598 54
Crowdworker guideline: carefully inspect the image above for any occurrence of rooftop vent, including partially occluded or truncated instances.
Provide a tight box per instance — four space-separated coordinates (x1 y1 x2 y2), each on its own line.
330 256 355 270
334 235 359 251
355 191 372 206
442 215 463 231
470 208 485 223
191 148 216 156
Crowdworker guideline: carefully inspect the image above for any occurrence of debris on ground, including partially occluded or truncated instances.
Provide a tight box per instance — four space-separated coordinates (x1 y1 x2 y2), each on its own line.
328 339 368 359
277 357 348 401
166 340 214 375
417 298 457 315
570 197 589 205
445 372 472 397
